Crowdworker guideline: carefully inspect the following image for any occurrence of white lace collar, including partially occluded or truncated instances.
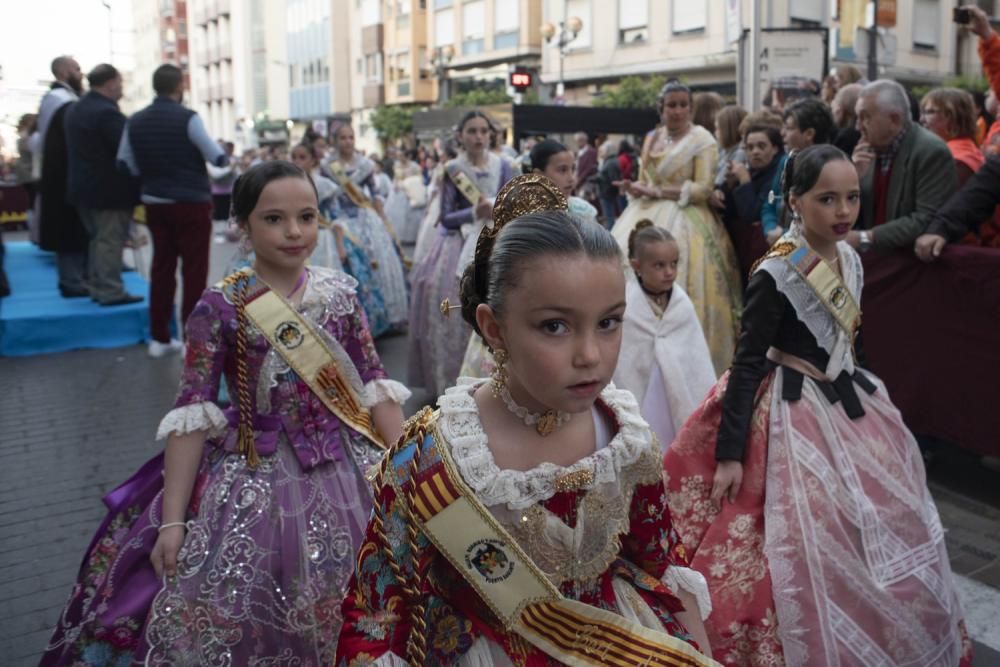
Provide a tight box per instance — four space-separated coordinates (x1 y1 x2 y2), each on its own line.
437 378 657 511
756 239 862 379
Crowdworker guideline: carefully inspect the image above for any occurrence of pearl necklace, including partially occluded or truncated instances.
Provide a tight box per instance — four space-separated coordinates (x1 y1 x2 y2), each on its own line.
497 385 571 437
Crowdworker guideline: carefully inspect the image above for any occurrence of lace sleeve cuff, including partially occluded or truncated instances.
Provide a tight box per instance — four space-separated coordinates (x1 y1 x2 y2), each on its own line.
156 402 228 440
362 379 412 408
662 565 713 621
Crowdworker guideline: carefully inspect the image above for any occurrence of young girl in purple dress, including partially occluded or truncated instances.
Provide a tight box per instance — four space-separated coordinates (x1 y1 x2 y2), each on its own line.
41 161 408 666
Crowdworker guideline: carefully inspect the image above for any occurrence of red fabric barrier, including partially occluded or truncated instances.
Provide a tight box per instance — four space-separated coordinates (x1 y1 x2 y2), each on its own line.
0 184 30 228
861 247 1000 457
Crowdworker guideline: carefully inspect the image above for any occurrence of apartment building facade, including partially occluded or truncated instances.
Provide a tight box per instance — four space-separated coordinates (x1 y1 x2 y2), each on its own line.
540 0 981 106
188 0 289 147
128 0 192 114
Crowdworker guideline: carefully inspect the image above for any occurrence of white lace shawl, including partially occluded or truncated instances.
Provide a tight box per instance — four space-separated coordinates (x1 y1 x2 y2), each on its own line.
756 239 863 380
156 267 409 440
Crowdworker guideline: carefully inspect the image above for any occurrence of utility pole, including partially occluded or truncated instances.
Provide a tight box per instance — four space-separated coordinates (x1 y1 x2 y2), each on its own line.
867 0 879 81
748 0 762 110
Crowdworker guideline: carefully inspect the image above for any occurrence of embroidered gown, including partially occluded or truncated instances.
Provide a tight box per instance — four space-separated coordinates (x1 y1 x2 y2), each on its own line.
458 196 600 379
328 153 409 335
663 238 972 667
407 154 513 396
41 268 409 667
336 378 712 666
611 125 742 375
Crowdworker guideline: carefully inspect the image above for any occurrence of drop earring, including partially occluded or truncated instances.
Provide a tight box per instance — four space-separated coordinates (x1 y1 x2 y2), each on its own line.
490 348 508 398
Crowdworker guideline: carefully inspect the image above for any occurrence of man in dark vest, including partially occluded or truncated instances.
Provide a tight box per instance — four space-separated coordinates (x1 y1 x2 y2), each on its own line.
118 64 228 357
65 63 141 306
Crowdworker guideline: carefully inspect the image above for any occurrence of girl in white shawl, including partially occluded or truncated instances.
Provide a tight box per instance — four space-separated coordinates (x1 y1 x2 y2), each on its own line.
614 220 716 451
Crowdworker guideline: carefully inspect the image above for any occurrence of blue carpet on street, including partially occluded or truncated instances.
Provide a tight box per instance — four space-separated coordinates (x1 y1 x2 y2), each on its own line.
0 242 150 356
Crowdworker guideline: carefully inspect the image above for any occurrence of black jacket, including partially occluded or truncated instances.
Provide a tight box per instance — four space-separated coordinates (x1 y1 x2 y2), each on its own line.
717 270 872 461
926 154 1000 240
64 91 137 210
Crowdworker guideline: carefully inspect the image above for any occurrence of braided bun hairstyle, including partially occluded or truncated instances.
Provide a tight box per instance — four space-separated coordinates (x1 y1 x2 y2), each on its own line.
627 219 675 260
780 144 850 211
458 212 621 340
231 161 318 225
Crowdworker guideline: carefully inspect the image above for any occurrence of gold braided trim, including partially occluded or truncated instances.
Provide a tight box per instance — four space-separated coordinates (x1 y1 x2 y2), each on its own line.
750 239 797 277
225 270 261 469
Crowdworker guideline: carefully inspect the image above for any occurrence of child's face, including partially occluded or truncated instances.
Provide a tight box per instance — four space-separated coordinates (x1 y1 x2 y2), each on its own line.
479 254 626 415
630 240 679 293
245 177 320 272
789 159 860 246
291 146 316 172
539 150 576 198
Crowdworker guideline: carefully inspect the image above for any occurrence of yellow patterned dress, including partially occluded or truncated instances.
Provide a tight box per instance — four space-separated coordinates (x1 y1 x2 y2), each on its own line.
611 125 741 375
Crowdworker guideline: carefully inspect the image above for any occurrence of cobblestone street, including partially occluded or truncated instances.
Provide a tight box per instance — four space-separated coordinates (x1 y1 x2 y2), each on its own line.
1 230 998 665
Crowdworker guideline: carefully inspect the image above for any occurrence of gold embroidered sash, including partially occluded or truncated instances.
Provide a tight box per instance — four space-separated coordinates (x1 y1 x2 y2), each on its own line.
224 269 386 451
409 428 719 667
329 160 375 210
446 160 484 207
784 244 861 337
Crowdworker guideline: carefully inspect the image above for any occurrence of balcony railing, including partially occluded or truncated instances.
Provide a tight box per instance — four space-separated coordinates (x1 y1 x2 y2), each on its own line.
221 81 233 99
219 42 232 60
217 0 230 15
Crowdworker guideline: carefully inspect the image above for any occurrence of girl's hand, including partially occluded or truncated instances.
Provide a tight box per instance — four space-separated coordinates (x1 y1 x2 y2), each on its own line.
613 178 632 195
766 226 785 244
475 197 493 220
150 525 186 578
710 460 743 510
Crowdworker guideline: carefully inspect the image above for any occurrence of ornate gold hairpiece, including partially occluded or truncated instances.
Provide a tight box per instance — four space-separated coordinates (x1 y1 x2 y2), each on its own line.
471 173 568 278
441 174 569 319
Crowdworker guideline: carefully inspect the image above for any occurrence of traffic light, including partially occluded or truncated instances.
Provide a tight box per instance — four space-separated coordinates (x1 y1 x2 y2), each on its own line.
510 69 533 93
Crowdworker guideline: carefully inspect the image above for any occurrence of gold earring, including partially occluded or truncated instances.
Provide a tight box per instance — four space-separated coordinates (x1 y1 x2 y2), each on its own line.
490 349 508 397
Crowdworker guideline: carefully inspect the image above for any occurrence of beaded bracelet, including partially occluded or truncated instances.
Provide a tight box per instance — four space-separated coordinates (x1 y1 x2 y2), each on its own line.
158 521 187 532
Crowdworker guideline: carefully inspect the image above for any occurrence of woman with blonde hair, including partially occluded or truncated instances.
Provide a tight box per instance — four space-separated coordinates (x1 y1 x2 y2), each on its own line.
712 105 748 188
693 91 725 136
921 87 983 186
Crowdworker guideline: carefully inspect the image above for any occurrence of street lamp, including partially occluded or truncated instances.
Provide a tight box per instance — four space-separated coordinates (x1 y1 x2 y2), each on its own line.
540 13 583 103
426 45 456 106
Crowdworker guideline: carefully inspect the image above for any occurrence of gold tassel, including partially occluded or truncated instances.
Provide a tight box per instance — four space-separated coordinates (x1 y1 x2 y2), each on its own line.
237 422 259 469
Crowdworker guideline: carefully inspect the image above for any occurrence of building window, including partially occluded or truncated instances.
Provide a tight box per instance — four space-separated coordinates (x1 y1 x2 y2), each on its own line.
672 3 706 34
789 0 824 23
361 0 381 25
618 0 648 44
912 0 940 50
494 0 518 48
462 0 485 54
435 0 452 7
564 0 592 49
435 8 455 46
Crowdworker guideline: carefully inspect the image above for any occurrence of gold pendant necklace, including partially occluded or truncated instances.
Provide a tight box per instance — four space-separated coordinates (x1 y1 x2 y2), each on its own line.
497 386 571 436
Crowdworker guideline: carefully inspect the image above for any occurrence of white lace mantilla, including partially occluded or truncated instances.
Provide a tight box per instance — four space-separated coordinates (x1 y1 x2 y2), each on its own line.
437 378 656 511
757 239 862 380
156 401 228 440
